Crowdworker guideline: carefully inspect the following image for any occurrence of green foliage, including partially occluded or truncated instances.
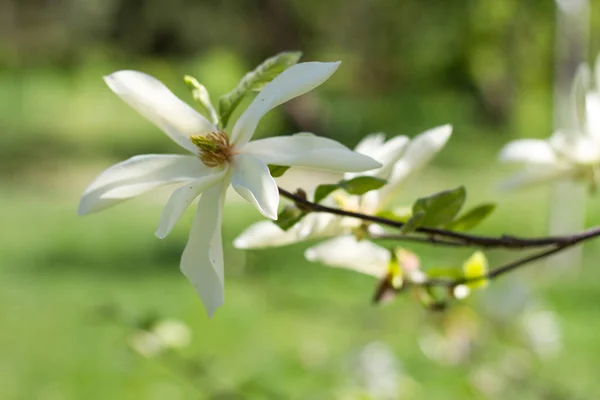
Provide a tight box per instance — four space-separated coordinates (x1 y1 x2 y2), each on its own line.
274 205 306 231
403 186 466 232
268 164 290 178
313 184 339 203
401 211 426 234
183 75 219 125
376 209 412 223
445 203 496 231
339 176 387 195
218 51 302 128
313 176 386 204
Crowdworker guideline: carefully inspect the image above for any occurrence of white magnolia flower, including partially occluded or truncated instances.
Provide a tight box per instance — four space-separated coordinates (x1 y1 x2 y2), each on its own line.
499 54 600 190
78 62 381 316
234 125 452 251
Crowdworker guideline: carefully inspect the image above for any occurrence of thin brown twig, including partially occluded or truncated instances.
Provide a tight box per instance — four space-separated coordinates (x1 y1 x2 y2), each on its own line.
278 186 600 249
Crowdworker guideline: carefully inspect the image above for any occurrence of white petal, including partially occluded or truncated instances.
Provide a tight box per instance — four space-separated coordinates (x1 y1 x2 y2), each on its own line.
104 71 217 153
594 53 600 92
230 154 279 219
499 166 577 191
499 139 557 164
585 92 600 140
234 209 343 250
180 180 227 317
396 124 452 171
347 135 409 180
571 64 592 133
354 133 386 157
305 236 390 278
230 62 341 146
78 155 206 215
378 125 452 208
233 221 305 249
595 53 600 92
241 135 381 172
297 212 343 239
549 131 600 164
155 169 227 239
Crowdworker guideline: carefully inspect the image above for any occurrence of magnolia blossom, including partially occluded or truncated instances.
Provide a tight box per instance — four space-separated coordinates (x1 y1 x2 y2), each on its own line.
78 62 381 316
499 55 600 190
234 125 452 253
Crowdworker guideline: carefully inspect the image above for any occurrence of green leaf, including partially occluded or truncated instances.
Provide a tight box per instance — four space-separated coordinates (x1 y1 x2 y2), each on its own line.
445 203 496 231
376 207 412 223
313 184 339 203
412 186 466 228
339 176 387 195
183 75 219 125
218 51 302 128
401 211 425 233
274 205 306 231
462 251 489 289
268 164 290 178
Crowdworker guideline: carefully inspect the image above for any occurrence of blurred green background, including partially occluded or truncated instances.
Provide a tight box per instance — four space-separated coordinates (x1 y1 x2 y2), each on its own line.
2 0 600 399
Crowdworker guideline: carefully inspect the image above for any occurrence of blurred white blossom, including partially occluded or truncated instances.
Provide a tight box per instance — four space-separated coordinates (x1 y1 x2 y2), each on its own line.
499 54 600 190
520 309 562 358
129 319 191 358
340 342 410 400
234 126 452 277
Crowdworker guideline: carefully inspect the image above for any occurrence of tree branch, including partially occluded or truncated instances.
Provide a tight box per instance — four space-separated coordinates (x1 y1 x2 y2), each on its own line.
278 186 600 249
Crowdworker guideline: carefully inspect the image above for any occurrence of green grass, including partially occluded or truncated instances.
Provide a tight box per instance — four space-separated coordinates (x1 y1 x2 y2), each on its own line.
3 64 600 399
2 173 600 399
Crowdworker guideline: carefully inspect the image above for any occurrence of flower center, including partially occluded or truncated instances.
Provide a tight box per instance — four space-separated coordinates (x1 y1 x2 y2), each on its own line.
190 131 234 167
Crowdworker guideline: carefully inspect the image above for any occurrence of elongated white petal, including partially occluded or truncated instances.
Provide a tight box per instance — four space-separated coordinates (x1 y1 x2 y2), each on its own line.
234 221 304 249
180 180 227 317
549 131 600 164
499 166 577 191
347 135 409 180
499 139 557 164
377 125 451 209
234 209 343 249
586 92 600 140
230 62 341 146
104 71 217 153
230 154 279 219
78 155 207 215
397 124 452 171
155 169 227 239
305 236 390 278
595 54 600 92
354 133 386 157
241 135 381 172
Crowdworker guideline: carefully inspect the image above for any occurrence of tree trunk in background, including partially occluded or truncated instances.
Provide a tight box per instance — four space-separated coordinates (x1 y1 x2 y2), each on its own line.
548 0 590 273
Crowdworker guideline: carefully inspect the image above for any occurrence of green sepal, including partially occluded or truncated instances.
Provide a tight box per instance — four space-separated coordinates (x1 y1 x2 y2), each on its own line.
268 165 290 178
218 51 302 128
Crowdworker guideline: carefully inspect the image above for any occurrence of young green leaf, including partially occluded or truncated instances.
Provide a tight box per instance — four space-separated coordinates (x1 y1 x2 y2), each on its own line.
268 164 290 178
462 251 489 289
274 205 306 231
218 51 302 127
313 183 339 203
401 211 425 233
412 186 466 227
339 176 387 195
376 209 411 223
445 203 496 231
183 75 219 125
